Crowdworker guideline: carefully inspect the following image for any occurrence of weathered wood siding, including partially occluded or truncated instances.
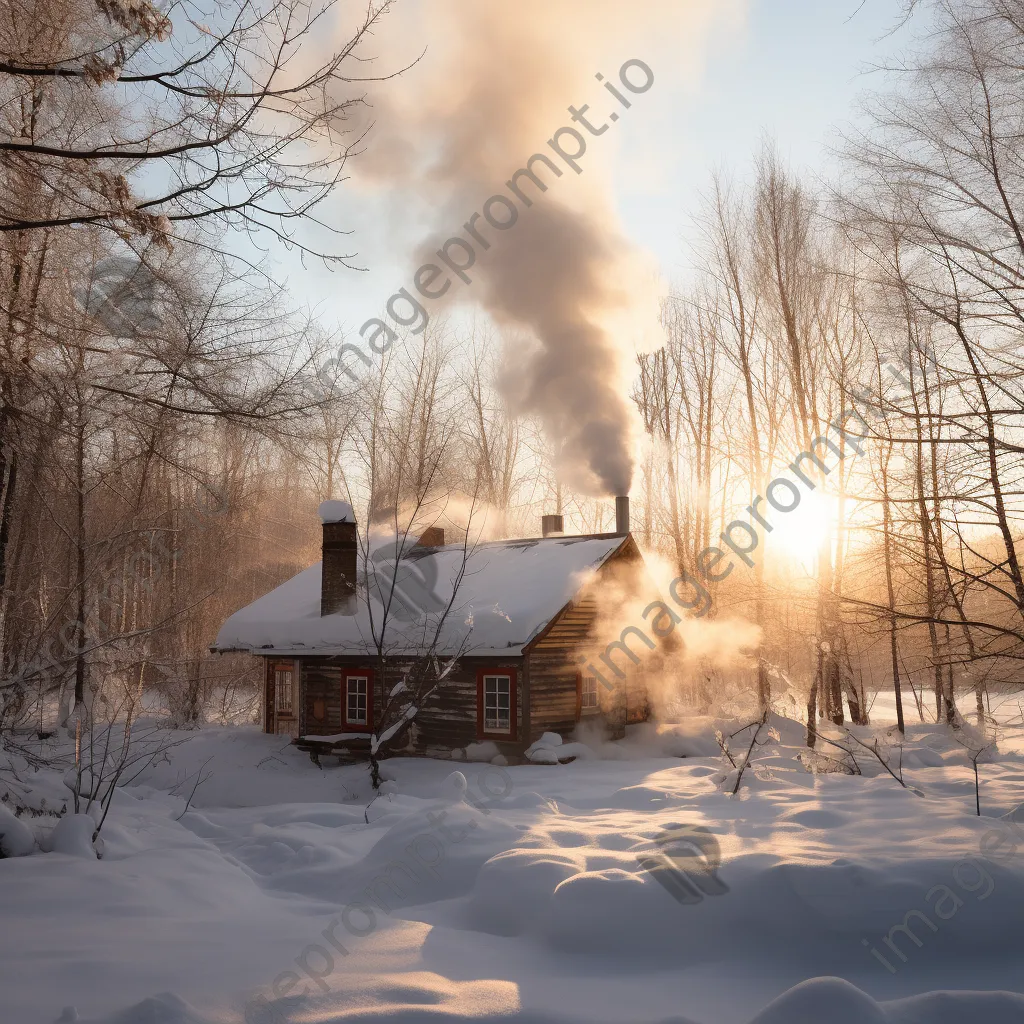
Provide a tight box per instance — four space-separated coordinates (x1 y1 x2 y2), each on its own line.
408 658 478 753
523 538 652 742
289 654 525 756
301 660 344 734
296 657 403 738
524 646 579 739
415 656 523 756
532 591 601 649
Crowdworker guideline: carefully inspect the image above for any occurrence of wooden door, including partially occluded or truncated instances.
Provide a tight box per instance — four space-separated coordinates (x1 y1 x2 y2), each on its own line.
269 661 299 738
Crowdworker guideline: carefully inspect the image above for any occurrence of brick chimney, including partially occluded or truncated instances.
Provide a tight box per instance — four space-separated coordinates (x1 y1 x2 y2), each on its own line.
319 500 356 615
416 526 445 547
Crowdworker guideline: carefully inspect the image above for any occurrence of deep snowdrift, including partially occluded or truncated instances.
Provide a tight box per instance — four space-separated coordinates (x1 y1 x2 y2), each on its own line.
2 702 1024 1024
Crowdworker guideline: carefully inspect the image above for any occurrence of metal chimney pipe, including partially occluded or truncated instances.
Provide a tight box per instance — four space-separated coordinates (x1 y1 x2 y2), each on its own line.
541 514 564 538
615 495 630 535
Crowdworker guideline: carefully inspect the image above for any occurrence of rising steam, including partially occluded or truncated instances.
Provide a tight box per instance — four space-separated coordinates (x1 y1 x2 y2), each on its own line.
349 0 740 496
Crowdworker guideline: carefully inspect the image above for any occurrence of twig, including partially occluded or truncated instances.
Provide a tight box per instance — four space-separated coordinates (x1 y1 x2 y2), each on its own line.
714 731 738 768
725 715 765 741
806 733 863 776
364 791 384 824
806 749 859 775
846 731 907 788
731 710 768 796
951 729 992 817
964 745 990 817
845 0 868 22
174 757 214 821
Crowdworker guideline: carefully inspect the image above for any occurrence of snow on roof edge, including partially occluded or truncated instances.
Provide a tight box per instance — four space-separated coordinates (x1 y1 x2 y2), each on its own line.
211 644 527 658
212 532 633 658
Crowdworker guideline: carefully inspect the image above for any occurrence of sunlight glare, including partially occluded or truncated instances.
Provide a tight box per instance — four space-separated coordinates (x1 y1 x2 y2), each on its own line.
769 490 833 572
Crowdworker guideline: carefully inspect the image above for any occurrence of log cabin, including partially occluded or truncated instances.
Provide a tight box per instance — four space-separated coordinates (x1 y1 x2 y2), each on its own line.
213 497 670 762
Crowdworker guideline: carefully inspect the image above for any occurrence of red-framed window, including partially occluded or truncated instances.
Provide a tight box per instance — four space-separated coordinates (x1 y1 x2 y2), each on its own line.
576 671 599 719
342 669 374 731
477 667 517 741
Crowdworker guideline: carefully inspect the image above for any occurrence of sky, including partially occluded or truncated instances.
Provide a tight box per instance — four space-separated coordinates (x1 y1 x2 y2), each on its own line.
625 0 910 275
273 0 911 343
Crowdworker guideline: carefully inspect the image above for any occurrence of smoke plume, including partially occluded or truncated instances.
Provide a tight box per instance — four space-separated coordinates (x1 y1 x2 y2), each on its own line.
350 0 740 496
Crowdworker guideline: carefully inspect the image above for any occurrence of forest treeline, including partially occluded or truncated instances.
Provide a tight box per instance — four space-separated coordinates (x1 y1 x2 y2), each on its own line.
1 0 1022 744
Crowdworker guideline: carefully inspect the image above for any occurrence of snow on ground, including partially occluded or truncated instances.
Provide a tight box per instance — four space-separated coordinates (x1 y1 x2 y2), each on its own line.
2 699 1024 1024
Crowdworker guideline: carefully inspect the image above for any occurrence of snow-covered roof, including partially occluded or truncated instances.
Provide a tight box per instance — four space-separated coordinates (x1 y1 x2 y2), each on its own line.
213 534 632 658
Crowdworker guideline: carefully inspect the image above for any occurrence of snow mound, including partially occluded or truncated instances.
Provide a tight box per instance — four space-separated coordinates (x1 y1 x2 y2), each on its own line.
884 988 1024 1023
528 733 561 765
526 732 563 754
48 815 97 858
747 977 888 1024
465 848 583 935
65 980 1024 1024
343 801 520 911
526 732 589 764
463 741 500 762
441 770 468 796
74 992 207 1023
0 805 35 856
527 746 560 764
748 977 1024 1024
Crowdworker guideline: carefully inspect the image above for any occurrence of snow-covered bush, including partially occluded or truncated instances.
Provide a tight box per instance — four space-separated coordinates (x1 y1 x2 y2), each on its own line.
0 805 35 857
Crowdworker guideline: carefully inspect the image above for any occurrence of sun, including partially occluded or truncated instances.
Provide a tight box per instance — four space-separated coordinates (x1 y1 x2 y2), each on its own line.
768 490 833 572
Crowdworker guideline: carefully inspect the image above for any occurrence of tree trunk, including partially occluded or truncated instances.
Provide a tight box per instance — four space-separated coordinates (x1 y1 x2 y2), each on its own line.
881 443 905 735
73 418 87 710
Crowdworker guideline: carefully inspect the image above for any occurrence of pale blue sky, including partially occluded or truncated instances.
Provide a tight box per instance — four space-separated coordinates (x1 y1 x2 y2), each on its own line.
626 0 908 275
274 0 910 338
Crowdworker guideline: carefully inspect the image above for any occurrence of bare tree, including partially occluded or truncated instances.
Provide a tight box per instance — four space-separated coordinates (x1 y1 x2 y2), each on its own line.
0 0 398 263
841 0 1024 702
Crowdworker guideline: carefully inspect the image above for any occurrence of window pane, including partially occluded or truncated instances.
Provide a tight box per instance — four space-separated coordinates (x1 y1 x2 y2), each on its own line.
483 675 511 732
347 676 368 724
